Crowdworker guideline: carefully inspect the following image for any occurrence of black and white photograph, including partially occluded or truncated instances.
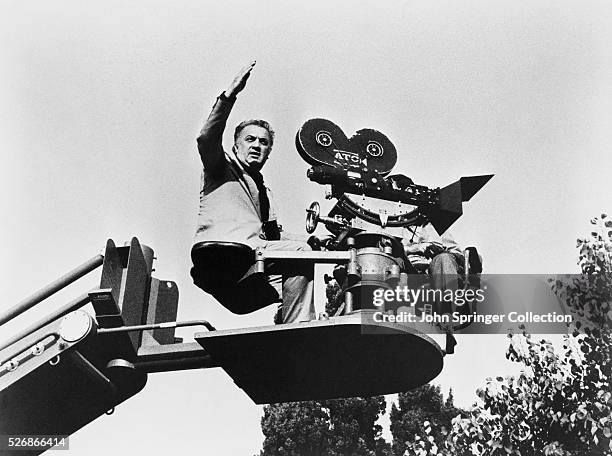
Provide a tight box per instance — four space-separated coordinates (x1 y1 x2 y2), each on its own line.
1 1 611 455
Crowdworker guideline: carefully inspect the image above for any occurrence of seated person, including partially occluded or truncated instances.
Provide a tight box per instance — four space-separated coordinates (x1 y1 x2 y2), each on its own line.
402 224 466 352
191 61 321 323
401 224 464 284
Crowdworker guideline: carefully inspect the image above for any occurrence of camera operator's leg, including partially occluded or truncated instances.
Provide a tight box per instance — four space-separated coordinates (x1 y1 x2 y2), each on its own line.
429 252 463 314
262 240 315 324
429 252 461 289
429 252 463 354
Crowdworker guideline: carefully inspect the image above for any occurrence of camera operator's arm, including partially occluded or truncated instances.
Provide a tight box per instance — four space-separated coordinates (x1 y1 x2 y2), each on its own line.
197 61 256 172
423 225 464 261
436 235 464 260
403 225 464 267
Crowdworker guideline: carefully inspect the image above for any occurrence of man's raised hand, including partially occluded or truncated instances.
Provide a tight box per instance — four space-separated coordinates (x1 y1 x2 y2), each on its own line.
224 60 256 99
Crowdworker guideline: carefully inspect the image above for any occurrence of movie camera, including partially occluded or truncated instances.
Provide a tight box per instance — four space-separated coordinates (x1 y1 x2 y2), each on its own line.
295 118 492 314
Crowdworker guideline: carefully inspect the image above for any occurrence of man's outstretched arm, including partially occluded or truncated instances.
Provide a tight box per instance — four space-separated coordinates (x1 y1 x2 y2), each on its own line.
197 61 256 171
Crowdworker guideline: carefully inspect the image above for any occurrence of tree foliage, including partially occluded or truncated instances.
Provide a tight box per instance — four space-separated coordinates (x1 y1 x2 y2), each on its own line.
260 396 390 456
390 385 463 456
260 400 333 456
402 214 612 456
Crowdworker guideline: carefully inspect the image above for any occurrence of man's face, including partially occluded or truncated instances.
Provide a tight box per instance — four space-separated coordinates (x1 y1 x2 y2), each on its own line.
233 125 272 172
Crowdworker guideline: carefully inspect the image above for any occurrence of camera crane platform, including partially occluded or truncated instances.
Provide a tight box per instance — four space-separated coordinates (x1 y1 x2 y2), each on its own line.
0 119 491 454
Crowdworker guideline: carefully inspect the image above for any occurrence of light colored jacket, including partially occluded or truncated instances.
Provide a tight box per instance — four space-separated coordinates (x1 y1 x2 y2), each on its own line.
194 95 272 247
194 95 305 248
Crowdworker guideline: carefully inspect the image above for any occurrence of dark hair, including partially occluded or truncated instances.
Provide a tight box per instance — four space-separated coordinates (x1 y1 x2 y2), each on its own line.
234 119 275 146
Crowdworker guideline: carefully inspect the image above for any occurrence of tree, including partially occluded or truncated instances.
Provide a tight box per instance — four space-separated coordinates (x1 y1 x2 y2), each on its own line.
260 400 333 456
326 396 390 456
260 396 390 456
390 385 464 456
402 214 612 456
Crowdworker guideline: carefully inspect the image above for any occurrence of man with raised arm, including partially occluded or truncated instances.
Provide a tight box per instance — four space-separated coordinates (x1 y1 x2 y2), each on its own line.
191 61 317 323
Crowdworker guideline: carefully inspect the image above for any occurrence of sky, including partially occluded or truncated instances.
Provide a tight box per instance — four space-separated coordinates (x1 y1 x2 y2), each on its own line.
1 0 611 454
